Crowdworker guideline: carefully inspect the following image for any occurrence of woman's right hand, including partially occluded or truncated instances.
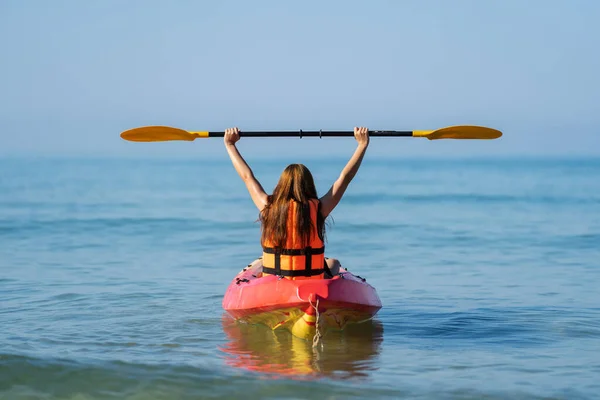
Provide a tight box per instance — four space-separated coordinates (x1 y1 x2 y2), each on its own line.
354 126 369 147
224 127 240 146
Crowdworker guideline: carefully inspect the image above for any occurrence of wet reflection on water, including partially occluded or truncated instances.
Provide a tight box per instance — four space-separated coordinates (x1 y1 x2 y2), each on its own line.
219 314 384 380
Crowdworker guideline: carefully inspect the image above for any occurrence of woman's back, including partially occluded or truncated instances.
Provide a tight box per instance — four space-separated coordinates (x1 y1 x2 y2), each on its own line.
261 198 326 279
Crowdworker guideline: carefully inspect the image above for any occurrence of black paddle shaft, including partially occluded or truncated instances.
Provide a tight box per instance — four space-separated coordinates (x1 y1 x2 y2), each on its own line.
208 130 415 138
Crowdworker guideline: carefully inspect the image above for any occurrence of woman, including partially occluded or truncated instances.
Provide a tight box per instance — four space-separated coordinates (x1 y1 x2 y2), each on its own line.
224 126 369 279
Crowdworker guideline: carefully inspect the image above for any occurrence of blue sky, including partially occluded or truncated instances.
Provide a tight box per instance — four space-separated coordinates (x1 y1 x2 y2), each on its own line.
1 0 598 158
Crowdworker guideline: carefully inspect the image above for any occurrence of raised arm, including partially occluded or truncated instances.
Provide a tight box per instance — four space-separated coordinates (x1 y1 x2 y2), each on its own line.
224 127 268 211
319 127 369 218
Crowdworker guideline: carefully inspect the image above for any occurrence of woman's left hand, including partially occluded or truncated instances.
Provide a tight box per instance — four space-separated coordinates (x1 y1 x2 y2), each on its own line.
224 127 240 146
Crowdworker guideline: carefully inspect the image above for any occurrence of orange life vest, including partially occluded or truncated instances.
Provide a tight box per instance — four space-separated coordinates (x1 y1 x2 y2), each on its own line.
261 198 325 280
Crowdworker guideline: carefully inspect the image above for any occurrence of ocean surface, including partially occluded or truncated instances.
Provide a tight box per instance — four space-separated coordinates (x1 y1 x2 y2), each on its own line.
1 155 599 399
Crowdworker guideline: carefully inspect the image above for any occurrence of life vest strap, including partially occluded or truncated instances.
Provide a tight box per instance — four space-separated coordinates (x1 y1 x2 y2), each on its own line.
262 266 325 277
262 246 325 256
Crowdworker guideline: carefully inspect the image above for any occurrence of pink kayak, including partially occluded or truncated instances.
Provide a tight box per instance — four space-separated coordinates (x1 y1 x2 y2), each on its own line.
222 258 382 340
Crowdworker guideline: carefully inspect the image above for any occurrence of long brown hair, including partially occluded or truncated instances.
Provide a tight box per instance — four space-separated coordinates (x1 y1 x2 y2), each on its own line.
260 164 326 248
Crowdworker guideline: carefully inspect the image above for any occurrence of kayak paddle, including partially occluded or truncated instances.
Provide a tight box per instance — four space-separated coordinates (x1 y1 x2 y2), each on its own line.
120 125 502 142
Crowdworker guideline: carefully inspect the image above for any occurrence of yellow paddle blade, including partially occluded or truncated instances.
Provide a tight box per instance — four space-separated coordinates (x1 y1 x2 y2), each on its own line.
413 125 502 140
120 126 208 142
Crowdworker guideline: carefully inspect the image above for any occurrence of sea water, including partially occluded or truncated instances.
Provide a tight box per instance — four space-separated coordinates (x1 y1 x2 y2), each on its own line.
1 156 599 399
